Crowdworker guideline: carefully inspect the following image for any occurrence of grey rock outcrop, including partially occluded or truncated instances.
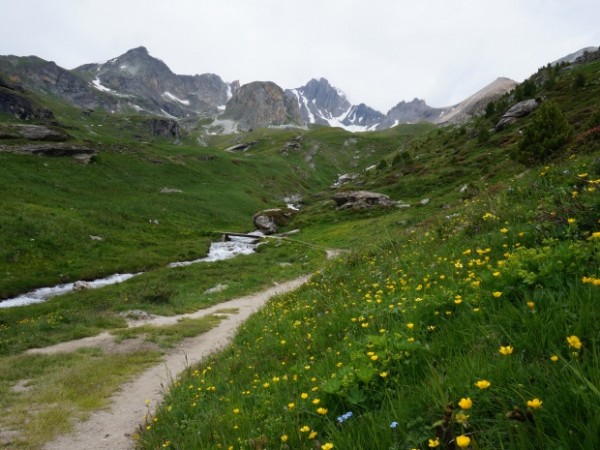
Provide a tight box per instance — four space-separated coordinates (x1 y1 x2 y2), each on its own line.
332 190 395 209
223 82 302 129
143 118 180 139
0 124 69 141
383 98 444 126
252 208 295 235
0 76 54 120
495 99 538 130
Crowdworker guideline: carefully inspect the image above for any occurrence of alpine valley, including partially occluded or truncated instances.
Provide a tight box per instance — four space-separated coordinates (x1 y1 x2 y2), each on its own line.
1 44 599 450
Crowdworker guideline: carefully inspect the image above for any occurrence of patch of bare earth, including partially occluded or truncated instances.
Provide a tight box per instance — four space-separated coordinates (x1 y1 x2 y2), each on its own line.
39 276 309 450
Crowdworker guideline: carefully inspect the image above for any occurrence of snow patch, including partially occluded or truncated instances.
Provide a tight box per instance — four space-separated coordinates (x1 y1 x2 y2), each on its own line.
92 77 113 93
163 91 190 106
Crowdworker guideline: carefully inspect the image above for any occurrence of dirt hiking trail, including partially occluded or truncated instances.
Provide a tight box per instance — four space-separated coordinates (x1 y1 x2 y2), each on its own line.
40 276 309 450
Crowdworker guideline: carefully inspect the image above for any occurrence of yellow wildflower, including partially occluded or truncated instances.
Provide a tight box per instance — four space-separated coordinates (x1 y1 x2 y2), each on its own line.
321 444 334 450
428 437 440 448
475 380 491 389
527 398 543 409
308 430 318 439
456 435 471 448
458 397 473 410
492 291 502 298
317 407 328 415
567 335 582 349
281 435 288 443
499 345 513 355
550 355 559 362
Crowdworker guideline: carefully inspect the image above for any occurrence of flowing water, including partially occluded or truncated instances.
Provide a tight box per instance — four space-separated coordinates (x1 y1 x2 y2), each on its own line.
0 234 261 309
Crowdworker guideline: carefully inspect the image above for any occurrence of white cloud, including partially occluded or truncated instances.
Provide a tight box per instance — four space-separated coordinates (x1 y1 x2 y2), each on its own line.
1 0 599 112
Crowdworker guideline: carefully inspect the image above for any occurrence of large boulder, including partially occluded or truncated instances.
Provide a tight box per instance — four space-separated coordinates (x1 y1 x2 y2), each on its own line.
495 99 538 130
253 208 295 235
332 190 395 209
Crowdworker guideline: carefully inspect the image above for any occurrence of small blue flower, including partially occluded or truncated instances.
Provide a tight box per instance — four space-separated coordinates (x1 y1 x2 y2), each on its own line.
390 421 398 429
337 411 353 423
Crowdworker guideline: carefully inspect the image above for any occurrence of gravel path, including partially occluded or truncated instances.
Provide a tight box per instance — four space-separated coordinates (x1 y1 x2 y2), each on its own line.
40 276 309 450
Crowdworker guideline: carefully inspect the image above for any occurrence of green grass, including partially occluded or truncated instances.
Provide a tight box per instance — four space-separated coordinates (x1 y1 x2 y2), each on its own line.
0 348 163 449
136 150 600 450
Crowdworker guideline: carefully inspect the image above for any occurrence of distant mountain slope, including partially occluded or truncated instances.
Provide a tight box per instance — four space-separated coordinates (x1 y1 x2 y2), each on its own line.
3 45 594 133
435 77 518 124
74 46 232 117
287 78 384 131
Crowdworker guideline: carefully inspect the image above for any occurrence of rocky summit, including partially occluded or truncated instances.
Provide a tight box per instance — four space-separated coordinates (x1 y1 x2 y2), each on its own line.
0 46 518 133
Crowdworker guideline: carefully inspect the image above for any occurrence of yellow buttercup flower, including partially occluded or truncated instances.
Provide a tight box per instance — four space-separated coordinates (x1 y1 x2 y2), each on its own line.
492 291 502 298
499 345 513 355
527 398 543 409
550 355 559 362
458 397 473 410
428 437 440 448
567 335 582 349
321 444 334 450
475 379 491 389
317 407 328 415
281 435 288 443
456 435 471 448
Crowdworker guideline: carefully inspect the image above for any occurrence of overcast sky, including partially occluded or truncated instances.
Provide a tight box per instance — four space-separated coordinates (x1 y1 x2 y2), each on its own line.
2 0 599 112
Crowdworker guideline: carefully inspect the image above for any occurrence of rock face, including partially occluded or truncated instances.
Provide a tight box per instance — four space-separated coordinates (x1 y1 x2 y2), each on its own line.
287 78 384 130
142 118 180 139
74 46 233 118
0 76 54 120
332 191 395 209
495 99 538 130
0 124 69 141
223 82 302 129
0 55 119 111
0 142 96 158
252 208 295 235
383 98 443 126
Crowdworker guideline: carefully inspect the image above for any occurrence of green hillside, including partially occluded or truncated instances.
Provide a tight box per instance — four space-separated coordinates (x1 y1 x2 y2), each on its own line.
0 55 599 449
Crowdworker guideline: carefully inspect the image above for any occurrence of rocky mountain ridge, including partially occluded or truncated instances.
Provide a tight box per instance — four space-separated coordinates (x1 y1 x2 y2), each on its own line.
0 46 534 133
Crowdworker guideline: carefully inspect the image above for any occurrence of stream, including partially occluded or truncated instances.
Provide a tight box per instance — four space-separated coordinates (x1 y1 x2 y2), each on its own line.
0 233 262 309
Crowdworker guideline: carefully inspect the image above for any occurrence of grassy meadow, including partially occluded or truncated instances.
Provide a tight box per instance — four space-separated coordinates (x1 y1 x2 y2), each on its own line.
0 57 599 449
